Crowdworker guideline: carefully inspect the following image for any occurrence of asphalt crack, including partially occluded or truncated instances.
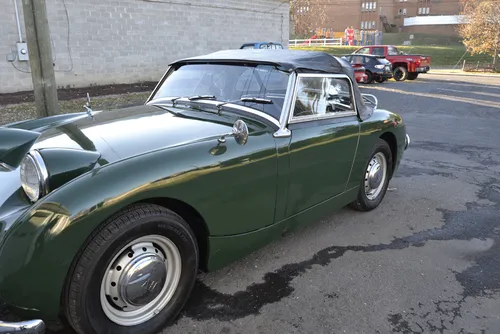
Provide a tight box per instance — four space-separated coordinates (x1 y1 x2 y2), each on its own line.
397 165 457 179
411 141 499 167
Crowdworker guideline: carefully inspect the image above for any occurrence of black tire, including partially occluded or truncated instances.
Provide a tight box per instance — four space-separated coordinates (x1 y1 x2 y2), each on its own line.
365 70 373 84
63 203 199 334
393 66 408 81
407 73 419 80
350 139 393 212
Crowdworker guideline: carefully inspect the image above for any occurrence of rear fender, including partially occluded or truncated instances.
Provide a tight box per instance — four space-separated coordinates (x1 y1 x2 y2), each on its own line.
392 62 408 71
346 109 406 189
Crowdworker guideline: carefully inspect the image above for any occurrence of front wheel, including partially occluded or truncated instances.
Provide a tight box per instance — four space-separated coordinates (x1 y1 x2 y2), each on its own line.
64 203 199 334
350 139 393 212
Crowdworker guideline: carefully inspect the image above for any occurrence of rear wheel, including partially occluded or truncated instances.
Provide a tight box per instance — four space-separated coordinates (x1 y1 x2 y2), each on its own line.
64 204 199 334
393 66 408 81
407 73 419 80
350 139 393 212
365 70 373 84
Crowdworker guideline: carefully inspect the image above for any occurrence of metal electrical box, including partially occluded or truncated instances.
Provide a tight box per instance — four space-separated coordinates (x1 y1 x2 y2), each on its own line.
16 42 29 61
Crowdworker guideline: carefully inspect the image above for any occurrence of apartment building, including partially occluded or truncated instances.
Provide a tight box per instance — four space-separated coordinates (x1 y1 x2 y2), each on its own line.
323 0 463 35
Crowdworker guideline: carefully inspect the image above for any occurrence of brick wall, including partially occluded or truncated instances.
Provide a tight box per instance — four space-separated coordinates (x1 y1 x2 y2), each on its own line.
0 0 289 94
392 0 461 21
321 0 462 34
324 0 361 32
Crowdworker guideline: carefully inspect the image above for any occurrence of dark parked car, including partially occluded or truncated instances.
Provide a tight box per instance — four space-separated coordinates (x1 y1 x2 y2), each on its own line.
342 54 393 83
240 42 284 49
0 50 409 334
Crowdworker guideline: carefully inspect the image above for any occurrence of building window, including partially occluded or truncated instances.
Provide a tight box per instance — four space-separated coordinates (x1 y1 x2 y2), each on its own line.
361 3 365 11
298 6 310 14
372 21 376 28
403 8 407 15
418 7 430 14
373 2 377 9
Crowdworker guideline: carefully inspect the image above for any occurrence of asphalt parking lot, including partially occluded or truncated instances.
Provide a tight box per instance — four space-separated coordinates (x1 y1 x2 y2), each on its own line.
6 73 500 334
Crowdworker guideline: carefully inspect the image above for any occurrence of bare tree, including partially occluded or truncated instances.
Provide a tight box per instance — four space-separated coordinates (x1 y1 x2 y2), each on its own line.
458 0 500 66
290 0 328 38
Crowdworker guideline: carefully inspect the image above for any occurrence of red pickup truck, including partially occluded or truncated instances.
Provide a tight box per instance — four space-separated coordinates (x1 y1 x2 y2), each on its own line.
352 45 431 81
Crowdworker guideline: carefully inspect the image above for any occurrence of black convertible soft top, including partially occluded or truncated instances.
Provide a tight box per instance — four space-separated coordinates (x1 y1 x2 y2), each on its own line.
170 49 374 121
171 49 344 73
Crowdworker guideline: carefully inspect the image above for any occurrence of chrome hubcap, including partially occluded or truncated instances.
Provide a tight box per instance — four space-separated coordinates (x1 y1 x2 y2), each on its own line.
364 152 387 201
117 243 167 308
101 235 182 326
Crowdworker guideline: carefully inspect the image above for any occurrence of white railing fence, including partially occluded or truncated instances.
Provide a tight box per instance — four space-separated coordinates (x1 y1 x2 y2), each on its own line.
289 38 343 47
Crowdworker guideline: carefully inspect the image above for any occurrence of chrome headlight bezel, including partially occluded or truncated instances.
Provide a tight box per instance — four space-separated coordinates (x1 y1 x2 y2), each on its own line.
20 150 49 202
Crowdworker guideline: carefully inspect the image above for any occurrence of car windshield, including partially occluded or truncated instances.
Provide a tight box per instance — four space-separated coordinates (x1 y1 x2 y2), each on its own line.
151 64 290 120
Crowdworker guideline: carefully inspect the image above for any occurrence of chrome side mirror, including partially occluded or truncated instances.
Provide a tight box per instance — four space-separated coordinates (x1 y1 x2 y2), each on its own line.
362 93 378 110
218 119 249 145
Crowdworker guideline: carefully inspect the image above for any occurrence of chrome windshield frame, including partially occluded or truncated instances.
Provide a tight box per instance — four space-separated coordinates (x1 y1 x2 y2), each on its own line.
145 63 367 137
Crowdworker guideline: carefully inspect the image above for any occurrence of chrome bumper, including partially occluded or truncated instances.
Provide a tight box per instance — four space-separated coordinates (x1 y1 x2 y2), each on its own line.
405 133 410 150
0 320 45 333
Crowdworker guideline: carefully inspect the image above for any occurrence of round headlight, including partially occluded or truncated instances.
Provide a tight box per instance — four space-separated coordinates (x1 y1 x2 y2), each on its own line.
20 150 48 202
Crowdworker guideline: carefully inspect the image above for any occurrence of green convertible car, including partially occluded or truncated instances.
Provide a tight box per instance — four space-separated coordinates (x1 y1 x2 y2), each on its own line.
0 50 409 333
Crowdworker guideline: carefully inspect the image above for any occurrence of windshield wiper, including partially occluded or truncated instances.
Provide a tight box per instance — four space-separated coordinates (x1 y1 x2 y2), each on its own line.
188 95 217 101
240 97 274 104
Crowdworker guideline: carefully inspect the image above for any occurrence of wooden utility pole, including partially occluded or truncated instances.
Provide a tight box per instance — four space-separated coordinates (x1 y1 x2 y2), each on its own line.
22 0 59 117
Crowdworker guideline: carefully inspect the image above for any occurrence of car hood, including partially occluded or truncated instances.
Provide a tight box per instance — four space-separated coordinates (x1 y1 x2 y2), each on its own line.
0 104 249 219
35 104 243 161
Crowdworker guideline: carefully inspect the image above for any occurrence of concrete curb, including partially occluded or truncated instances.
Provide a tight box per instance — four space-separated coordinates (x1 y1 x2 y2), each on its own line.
427 71 499 78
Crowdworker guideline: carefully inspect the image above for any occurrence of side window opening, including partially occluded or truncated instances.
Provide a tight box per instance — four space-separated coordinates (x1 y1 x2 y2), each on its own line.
357 47 370 55
292 76 355 120
352 56 364 64
372 47 385 56
388 46 400 55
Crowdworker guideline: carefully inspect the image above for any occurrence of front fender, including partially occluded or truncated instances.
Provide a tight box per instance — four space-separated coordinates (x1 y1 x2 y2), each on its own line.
346 109 406 189
0 131 277 319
